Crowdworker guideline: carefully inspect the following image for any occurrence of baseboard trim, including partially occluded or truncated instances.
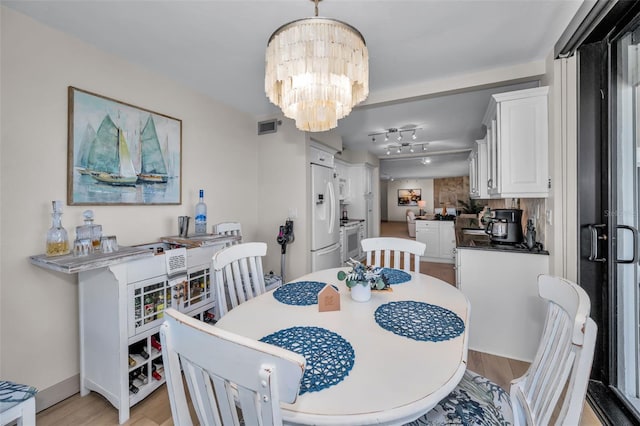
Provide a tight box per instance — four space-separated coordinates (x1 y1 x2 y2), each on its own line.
35 374 80 413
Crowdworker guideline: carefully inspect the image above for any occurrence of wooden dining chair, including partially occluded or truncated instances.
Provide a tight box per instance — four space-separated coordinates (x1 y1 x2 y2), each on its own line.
212 221 242 246
212 242 267 318
361 237 426 272
405 274 597 426
160 308 305 426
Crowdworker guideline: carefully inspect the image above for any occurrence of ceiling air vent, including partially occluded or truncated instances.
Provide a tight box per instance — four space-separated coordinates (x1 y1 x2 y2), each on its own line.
258 119 281 135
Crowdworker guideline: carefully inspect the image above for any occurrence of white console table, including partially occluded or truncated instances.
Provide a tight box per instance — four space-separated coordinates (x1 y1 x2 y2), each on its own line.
30 235 237 424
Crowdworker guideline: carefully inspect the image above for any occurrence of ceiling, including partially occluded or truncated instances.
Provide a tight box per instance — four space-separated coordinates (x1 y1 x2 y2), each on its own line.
3 0 585 179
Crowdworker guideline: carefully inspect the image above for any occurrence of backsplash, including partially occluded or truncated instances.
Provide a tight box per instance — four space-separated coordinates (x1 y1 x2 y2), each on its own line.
487 198 546 246
434 176 470 209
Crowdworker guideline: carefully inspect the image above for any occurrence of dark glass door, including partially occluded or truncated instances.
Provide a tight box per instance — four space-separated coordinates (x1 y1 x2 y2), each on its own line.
577 7 640 422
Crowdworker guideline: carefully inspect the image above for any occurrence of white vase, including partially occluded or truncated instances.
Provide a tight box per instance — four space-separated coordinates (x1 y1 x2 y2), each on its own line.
350 282 371 302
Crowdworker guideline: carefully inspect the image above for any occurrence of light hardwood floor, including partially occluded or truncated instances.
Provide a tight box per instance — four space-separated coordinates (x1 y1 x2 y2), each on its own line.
35 222 601 425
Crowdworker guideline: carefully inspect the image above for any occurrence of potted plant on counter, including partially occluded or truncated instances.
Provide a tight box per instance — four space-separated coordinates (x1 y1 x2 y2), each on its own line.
337 259 389 302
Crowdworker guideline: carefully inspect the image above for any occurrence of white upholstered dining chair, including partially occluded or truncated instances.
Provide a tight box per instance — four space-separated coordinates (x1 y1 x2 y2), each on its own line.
406 274 597 426
361 237 426 273
160 308 305 426
212 242 267 318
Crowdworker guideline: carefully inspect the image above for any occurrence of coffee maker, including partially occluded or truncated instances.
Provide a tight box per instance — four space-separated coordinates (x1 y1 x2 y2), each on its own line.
485 209 524 244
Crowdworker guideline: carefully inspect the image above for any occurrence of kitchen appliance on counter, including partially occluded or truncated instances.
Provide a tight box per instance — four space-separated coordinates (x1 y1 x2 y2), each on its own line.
485 209 524 245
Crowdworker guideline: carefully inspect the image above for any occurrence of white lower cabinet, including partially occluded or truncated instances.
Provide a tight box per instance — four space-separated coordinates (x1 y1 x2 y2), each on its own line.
415 220 455 264
78 243 223 424
456 248 549 361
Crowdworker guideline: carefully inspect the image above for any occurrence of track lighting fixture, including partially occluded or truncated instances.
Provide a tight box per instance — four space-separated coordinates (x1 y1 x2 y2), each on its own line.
421 157 432 164
379 141 429 156
368 126 422 142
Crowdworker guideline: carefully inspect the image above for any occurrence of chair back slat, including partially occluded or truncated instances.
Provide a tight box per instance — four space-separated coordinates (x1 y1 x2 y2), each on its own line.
532 318 574 423
160 308 305 426
182 361 226 425
360 237 426 273
213 222 243 246
213 242 268 318
510 275 597 426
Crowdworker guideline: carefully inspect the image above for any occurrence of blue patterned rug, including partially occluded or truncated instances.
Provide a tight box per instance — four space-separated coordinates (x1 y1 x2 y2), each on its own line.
380 268 411 284
374 301 464 342
260 326 354 395
273 281 337 306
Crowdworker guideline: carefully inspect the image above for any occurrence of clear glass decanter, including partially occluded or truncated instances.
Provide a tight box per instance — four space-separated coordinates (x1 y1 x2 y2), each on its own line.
46 200 70 256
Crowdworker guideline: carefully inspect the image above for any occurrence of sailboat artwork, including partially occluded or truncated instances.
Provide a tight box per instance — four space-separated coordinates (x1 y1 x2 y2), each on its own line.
137 116 168 184
68 87 182 205
85 115 138 186
75 123 96 175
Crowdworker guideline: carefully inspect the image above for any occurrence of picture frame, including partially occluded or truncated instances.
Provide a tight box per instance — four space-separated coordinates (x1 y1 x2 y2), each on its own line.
67 86 182 205
397 189 421 206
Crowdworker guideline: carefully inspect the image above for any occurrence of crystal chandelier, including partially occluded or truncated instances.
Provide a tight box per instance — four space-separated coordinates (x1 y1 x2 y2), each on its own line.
265 0 369 132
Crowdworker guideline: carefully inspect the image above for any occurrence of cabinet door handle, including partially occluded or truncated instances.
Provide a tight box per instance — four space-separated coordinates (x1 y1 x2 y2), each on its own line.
615 224 638 264
588 224 607 263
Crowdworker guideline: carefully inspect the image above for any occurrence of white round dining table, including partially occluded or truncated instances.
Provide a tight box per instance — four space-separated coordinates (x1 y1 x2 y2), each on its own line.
215 267 470 426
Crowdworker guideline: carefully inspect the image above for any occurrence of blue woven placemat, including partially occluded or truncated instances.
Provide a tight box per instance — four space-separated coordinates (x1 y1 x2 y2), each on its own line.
273 281 336 306
260 326 354 395
380 268 411 284
374 301 465 342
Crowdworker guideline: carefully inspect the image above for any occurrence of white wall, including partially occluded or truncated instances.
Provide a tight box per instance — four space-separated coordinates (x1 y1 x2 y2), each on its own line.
0 6 266 401
255 118 309 281
386 179 435 221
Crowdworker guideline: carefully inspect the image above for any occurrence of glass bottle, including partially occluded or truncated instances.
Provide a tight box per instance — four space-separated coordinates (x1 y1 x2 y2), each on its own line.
194 189 207 235
46 200 70 256
80 210 102 251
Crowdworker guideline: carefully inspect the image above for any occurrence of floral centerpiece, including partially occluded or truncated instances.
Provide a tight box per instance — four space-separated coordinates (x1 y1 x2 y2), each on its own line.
337 259 390 290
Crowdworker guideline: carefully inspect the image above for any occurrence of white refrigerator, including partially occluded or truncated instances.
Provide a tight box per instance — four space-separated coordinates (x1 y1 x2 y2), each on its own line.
310 163 341 271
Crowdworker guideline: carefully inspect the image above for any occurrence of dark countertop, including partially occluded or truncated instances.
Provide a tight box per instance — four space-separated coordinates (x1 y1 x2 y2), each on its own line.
457 242 549 255
340 219 364 227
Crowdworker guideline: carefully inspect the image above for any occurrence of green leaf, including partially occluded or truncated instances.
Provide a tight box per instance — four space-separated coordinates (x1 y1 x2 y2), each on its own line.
337 271 347 281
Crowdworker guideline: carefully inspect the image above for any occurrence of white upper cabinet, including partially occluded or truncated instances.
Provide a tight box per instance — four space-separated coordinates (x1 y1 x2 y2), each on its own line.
469 137 489 199
483 86 549 198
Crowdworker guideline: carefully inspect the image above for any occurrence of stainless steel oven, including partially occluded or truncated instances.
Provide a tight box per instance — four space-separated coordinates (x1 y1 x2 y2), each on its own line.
341 222 361 263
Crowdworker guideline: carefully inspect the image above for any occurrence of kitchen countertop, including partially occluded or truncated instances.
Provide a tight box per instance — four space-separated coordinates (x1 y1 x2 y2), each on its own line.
340 218 364 227
457 242 549 255
456 226 549 255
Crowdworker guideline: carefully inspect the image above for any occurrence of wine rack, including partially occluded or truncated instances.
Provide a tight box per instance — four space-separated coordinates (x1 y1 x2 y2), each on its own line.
78 242 226 424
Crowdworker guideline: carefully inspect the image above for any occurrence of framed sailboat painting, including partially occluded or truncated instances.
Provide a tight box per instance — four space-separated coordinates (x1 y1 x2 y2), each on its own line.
67 86 182 205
